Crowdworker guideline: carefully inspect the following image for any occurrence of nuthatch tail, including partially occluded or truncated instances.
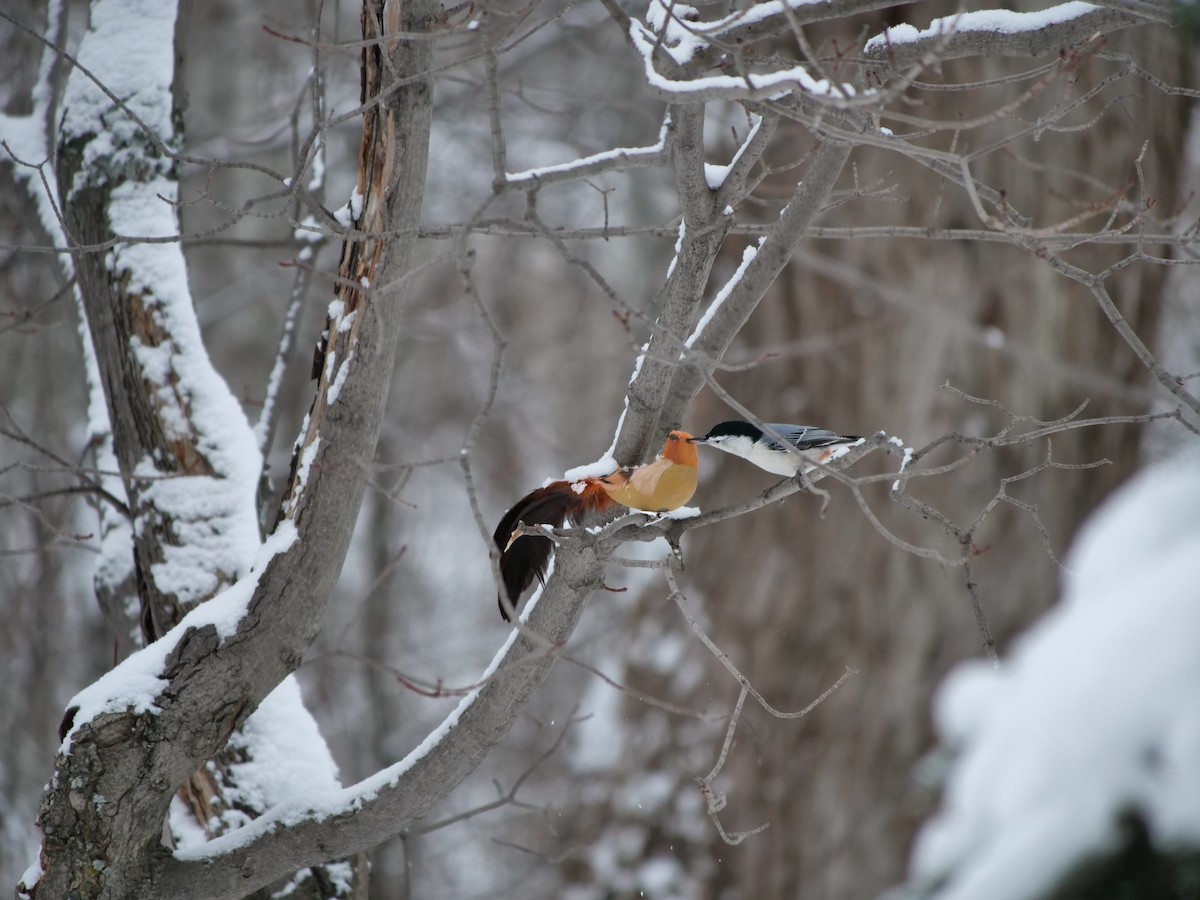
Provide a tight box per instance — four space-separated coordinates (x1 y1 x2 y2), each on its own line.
493 430 698 620
690 421 860 477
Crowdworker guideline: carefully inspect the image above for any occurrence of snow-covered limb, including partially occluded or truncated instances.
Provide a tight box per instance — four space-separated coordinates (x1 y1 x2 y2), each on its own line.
643 0 707 65
614 104 732 463
906 459 1200 900
171 675 344 844
60 524 298 752
660 121 862 425
170 622 521 863
58 0 263 638
630 17 855 102
506 115 671 186
28 1 435 897
690 0 912 47
684 240 761 350
863 2 1156 67
146 517 608 900
253 255 313 455
890 437 916 493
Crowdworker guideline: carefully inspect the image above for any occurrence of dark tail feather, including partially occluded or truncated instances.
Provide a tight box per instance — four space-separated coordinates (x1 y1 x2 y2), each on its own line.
494 483 572 621
493 481 611 620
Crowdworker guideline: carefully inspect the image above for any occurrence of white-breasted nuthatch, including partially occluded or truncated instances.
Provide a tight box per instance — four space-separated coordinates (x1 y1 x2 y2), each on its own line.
689 421 861 476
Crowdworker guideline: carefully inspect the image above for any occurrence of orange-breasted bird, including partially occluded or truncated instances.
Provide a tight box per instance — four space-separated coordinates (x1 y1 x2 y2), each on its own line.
492 430 699 620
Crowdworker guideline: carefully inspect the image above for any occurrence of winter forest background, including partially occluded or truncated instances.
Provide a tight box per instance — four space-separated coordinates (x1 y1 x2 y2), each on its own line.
2 0 1200 898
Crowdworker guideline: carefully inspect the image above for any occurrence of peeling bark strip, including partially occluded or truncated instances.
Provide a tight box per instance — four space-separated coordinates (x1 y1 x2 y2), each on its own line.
282 0 431 525
31 1 433 898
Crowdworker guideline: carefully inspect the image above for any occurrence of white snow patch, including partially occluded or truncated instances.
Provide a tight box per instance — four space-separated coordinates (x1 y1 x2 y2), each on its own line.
294 215 324 243
644 0 706 65
908 459 1200 900
632 19 853 98
305 151 324 193
16 856 43 899
289 438 321 505
325 352 354 406
506 118 668 183
704 114 763 189
60 0 178 195
695 0 837 38
174 615 527 860
137 465 263 606
665 221 686 280
169 794 212 849
891 441 916 492
560 455 621 483
685 239 761 348
61 523 298 753
866 2 1100 54
215 676 342 832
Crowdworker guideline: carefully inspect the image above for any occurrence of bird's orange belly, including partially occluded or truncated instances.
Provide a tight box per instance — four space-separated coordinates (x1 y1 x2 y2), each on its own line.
603 462 697 512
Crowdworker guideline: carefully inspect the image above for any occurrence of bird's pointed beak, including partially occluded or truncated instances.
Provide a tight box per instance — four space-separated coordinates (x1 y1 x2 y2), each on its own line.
687 435 706 444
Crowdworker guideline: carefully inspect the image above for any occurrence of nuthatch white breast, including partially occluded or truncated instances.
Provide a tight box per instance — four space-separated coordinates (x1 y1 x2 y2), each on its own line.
493 431 698 620
690 421 860 477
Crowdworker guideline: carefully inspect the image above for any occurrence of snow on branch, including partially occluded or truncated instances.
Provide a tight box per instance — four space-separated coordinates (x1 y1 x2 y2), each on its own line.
59 0 178 195
60 524 298 752
58 0 264 624
629 16 855 101
704 114 763 190
505 116 671 186
864 2 1157 67
170 623 520 864
692 0 914 46
147 521 607 899
644 0 707 65
684 240 761 348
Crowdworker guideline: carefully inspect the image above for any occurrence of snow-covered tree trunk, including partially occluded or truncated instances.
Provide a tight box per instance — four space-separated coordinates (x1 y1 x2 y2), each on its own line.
24 0 434 896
